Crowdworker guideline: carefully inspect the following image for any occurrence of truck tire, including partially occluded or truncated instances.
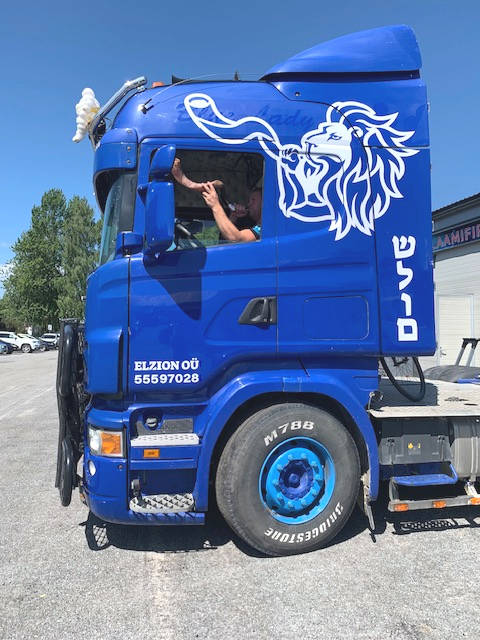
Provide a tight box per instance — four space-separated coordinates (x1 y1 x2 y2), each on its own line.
215 403 360 556
21 343 32 353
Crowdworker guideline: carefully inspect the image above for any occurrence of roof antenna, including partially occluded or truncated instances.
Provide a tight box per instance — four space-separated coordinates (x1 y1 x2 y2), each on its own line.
234 70 240 81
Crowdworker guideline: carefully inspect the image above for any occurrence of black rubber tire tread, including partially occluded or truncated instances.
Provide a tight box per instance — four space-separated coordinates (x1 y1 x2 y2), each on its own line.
59 437 74 507
380 356 426 402
215 402 360 556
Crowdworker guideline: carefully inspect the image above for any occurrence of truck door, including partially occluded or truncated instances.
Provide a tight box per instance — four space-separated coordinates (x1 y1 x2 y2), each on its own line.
128 141 277 395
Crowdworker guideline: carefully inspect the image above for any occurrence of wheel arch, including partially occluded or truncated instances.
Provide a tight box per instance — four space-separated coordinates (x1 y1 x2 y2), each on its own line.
196 385 379 511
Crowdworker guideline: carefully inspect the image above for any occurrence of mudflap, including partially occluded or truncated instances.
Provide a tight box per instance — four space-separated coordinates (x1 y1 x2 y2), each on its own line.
55 319 87 506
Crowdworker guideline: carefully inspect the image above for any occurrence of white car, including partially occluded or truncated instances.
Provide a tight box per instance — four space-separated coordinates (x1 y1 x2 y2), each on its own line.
40 332 60 348
0 331 42 353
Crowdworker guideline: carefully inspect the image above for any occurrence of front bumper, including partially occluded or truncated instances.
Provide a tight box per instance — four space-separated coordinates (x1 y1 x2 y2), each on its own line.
82 425 203 525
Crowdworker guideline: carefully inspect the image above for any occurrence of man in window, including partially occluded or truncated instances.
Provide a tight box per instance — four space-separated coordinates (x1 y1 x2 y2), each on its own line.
202 182 261 243
172 158 261 243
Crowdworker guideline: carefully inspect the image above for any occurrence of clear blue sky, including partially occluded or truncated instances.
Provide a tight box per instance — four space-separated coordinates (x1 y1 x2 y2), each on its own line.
1 0 479 274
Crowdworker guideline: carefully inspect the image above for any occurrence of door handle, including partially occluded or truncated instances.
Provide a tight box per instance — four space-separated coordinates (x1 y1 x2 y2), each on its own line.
238 297 277 325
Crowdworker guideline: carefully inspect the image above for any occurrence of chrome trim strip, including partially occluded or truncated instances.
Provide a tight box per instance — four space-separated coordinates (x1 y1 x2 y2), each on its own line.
130 433 199 447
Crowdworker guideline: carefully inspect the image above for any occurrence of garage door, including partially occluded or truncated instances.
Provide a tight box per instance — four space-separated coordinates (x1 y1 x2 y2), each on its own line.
437 295 473 365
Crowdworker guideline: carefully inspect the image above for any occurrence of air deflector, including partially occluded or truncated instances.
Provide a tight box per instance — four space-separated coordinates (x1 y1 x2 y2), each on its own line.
261 25 421 79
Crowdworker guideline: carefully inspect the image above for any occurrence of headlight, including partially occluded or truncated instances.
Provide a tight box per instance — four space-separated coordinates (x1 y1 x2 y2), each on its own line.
88 425 124 457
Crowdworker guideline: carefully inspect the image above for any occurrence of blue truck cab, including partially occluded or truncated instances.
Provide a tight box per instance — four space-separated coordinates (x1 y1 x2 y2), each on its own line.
57 26 480 556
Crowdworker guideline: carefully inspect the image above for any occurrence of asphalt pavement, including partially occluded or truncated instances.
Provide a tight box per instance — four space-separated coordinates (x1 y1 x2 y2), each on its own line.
1 351 479 640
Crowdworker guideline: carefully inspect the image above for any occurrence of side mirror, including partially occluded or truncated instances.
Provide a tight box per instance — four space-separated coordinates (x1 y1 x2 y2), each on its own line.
144 145 176 256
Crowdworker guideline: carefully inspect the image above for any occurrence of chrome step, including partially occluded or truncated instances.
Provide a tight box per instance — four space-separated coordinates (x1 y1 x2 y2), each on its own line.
130 433 199 447
130 492 195 514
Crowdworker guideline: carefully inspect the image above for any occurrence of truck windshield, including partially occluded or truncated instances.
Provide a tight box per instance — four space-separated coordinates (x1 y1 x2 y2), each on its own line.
99 172 137 265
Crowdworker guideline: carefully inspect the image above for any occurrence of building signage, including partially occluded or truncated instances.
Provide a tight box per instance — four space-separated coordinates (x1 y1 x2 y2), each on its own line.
433 220 480 253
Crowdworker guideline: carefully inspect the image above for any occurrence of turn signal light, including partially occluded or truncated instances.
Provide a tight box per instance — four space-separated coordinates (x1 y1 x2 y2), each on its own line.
433 500 446 509
469 497 480 505
393 503 409 512
88 426 124 458
143 449 160 458
152 81 164 87
101 432 123 456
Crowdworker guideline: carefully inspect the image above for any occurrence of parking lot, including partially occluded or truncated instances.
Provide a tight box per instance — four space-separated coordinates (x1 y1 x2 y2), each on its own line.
1 350 479 640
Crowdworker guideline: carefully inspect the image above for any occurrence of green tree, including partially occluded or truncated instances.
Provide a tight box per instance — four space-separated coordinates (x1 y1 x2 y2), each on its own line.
56 196 101 319
2 189 66 329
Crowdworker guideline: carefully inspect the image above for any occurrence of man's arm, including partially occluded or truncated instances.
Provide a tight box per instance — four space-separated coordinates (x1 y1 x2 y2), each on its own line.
202 182 255 243
171 158 223 193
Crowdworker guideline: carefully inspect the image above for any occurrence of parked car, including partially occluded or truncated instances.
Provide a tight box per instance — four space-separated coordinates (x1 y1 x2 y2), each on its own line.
0 342 8 355
0 339 14 354
0 331 41 353
40 332 60 348
37 337 56 351
0 332 19 351
16 333 42 353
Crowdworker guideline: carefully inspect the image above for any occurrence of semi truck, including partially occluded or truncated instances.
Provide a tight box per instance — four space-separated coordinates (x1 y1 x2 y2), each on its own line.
56 25 480 556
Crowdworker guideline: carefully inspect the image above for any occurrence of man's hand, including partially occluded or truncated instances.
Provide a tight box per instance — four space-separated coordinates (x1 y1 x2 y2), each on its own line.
202 182 220 209
172 159 223 194
171 157 185 181
172 157 206 191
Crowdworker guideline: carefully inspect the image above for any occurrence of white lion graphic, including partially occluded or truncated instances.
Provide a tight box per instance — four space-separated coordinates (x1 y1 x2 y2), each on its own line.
184 93 418 240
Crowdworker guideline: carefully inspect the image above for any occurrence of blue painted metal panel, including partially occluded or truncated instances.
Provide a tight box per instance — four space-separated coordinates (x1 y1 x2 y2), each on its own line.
262 25 421 76
130 459 197 470
87 407 125 429
84 258 129 394
94 127 137 174
268 78 428 149
84 449 126 498
112 79 428 148
387 462 458 486
374 149 435 354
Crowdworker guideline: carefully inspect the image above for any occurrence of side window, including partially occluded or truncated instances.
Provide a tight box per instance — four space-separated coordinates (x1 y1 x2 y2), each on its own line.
172 150 264 250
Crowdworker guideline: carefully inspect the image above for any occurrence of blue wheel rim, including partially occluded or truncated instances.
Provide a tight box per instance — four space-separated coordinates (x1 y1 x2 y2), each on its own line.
259 437 335 524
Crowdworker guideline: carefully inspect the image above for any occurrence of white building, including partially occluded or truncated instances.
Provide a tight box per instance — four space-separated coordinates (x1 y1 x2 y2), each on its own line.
423 194 480 368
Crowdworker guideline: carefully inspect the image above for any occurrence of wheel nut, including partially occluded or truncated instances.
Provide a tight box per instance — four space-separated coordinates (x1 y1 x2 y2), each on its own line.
276 493 284 503
300 499 307 507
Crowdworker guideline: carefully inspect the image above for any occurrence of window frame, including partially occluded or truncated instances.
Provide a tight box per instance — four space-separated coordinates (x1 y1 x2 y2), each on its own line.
171 146 267 253
98 170 138 265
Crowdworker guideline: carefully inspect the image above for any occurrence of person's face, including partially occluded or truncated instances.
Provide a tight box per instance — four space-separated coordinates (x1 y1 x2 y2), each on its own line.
248 190 262 221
